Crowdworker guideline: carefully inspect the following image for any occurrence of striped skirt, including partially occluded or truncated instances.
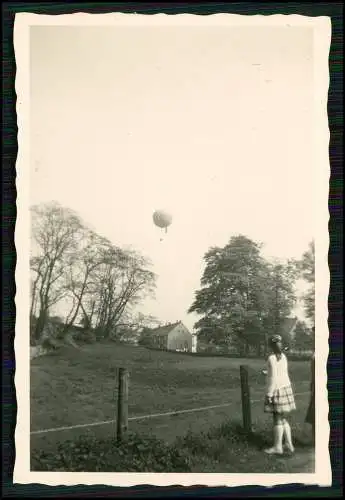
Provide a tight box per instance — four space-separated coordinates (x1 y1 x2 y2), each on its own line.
264 385 296 414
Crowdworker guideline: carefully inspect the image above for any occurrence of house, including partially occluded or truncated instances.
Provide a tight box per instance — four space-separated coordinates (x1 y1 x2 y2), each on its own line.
148 321 196 352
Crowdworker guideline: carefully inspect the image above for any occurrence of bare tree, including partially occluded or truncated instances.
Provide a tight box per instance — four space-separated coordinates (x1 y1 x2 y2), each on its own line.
30 201 157 345
88 245 156 339
30 202 85 341
61 232 112 334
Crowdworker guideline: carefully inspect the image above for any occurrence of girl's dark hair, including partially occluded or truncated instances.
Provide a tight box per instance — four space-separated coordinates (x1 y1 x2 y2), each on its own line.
269 335 283 354
269 335 282 346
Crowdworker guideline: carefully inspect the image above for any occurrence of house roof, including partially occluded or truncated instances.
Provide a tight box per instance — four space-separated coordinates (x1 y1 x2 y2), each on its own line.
279 317 298 337
149 321 183 337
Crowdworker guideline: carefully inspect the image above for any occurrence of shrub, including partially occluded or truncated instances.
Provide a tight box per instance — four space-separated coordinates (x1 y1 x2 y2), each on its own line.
31 432 191 472
40 336 60 351
76 329 96 344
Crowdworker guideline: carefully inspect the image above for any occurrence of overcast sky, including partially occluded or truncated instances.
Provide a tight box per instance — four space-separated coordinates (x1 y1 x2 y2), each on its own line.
30 24 315 330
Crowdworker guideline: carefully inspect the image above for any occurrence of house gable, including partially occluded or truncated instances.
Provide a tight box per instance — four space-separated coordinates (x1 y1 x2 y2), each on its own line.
167 322 193 351
168 322 190 337
149 322 180 337
145 321 195 351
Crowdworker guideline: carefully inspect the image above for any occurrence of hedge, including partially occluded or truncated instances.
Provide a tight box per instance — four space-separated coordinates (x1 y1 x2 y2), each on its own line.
31 432 191 472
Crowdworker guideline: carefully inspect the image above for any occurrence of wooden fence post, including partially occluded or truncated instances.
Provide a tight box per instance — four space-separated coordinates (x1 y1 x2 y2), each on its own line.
240 365 252 434
116 367 129 443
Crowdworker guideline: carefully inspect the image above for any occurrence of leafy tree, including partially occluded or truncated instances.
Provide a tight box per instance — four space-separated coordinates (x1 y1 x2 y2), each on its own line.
298 241 315 327
189 235 297 356
137 316 164 346
291 320 314 352
138 327 155 347
115 313 161 344
189 235 268 355
263 260 298 345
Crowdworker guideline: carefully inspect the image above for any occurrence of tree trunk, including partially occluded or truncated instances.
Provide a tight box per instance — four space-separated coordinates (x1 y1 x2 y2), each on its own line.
79 302 92 329
244 341 250 357
62 277 88 336
84 300 96 328
30 279 40 319
239 339 247 357
35 309 47 341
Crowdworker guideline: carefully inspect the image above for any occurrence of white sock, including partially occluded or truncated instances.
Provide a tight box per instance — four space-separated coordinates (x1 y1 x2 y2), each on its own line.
264 425 284 454
274 424 284 451
283 420 294 451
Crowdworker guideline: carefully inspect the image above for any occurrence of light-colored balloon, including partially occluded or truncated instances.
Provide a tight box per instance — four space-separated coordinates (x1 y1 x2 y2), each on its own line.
153 210 172 230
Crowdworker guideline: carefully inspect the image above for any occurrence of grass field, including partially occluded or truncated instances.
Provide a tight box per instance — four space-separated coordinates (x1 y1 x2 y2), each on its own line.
30 343 315 473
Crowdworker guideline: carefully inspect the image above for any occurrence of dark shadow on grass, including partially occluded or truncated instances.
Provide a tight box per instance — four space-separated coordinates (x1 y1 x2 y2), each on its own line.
231 423 271 450
231 423 314 451
293 435 315 449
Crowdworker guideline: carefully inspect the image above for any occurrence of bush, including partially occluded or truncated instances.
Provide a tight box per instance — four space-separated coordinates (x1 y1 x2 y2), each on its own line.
76 329 96 344
31 432 191 472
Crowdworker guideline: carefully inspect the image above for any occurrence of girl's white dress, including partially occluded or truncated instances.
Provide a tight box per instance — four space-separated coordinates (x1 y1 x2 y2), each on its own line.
264 353 296 414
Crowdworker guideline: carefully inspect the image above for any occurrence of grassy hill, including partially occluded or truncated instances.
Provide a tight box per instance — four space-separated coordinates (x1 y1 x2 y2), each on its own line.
31 342 314 473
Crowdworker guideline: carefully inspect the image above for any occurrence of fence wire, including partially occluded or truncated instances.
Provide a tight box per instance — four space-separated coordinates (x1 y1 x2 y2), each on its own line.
30 392 309 436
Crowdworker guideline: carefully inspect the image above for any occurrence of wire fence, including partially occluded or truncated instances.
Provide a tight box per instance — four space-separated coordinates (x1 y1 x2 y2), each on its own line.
30 391 309 436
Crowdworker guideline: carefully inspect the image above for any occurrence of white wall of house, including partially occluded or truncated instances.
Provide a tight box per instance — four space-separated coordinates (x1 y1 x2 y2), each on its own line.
167 323 193 351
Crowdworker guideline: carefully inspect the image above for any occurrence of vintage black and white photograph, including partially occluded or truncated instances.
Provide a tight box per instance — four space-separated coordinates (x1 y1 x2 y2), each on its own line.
14 12 331 486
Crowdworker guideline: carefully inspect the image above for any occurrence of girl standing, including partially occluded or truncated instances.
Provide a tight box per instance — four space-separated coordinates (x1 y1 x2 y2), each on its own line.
264 334 296 455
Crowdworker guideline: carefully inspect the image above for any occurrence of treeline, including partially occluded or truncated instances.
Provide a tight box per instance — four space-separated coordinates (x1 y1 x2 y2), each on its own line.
30 203 315 356
30 202 156 345
188 235 315 356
